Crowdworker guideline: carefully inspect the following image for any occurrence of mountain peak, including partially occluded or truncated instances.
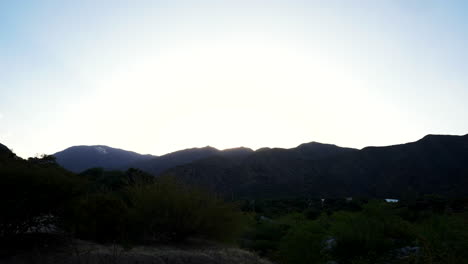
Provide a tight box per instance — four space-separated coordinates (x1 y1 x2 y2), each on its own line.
295 141 358 159
297 141 334 148
54 145 156 173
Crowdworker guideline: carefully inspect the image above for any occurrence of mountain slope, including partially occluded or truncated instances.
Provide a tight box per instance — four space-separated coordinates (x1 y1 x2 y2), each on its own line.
315 134 468 198
165 142 358 198
54 145 155 173
0 143 15 160
129 146 254 175
165 135 468 199
0 143 10 153
54 144 255 175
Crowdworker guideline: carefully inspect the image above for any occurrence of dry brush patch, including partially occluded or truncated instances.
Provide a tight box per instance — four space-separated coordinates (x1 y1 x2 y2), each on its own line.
0 239 274 264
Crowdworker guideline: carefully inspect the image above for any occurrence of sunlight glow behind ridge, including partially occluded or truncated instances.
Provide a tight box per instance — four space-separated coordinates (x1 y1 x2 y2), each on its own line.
74 33 371 155
1 1 467 158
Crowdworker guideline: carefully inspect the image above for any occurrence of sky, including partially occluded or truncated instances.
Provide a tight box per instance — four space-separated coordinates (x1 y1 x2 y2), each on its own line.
1 0 467 158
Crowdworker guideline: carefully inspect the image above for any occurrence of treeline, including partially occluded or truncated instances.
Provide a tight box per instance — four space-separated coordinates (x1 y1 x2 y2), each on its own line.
240 196 468 264
0 153 248 249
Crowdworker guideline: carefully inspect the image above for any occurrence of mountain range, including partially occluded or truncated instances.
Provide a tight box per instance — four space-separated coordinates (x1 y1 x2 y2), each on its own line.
53 145 255 174
4 133 466 199
165 134 468 199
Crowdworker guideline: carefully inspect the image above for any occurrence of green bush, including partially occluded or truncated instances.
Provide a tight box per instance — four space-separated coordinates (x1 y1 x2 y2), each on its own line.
125 177 248 243
330 201 414 263
241 219 290 257
414 213 468 264
241 199 468 264
278 220 327 264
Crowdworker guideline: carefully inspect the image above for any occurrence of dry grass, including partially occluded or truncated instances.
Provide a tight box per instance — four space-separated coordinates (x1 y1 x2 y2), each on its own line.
0 238 273 264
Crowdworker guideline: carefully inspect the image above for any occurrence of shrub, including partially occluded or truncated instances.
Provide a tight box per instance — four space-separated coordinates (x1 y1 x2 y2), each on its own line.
65 193 129 243
0 157 84 239
329 201 414 264
125 177 248 243
278 220 328 264
241 219 290 258
414 213 468 264
79 168 154 193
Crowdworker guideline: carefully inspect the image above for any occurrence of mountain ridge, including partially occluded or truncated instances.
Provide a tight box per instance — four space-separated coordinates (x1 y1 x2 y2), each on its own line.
32 133 468 199
164 134 468 199
54 145 156 173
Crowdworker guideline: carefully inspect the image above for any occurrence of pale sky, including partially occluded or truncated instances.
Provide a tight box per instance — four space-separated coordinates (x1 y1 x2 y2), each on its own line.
1 0 467 158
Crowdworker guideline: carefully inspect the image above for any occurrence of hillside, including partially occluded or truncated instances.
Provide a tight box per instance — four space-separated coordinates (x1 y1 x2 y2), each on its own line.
54 145 156 173
51 135 468 198
165 134 468 199
54 145 254 175
165 142 358 198
130 146 254 175
0 143 10 154
0 143 14 160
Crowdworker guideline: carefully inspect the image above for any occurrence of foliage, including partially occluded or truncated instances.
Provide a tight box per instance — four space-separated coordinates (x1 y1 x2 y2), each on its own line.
415 213 468 264
0 156 85 239
125 177 248 243
278 220 327 264
79 167 154 192
329 201 414 263
2 145 467 264
1 150 248 246
241 199 468 264
240 218 290 258
64 193 129 243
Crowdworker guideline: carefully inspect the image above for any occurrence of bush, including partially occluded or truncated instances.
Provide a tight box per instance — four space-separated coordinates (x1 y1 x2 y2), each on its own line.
65 193 129 243
241 219 290 257
125 177 248 243
329 201 414 264
0 157 84 239
79 167 154 193
278 220 327 264
415 213 468 264
241 199 468 264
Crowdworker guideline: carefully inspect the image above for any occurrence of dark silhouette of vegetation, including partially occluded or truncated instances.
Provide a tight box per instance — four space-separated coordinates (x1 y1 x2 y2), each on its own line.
0 153 85 240
65 193 129 243
1 146 249 250
241 197 468 264
124 177 248 243
1 140 468 263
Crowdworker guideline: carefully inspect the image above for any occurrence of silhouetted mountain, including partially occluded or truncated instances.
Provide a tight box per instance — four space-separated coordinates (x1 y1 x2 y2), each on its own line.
165 135 468 199
54 145 155 173
219 147 256 158
51 135 468 199
164 142 357 198
0 143 10 154
129 146 254 175
0 143 15 160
